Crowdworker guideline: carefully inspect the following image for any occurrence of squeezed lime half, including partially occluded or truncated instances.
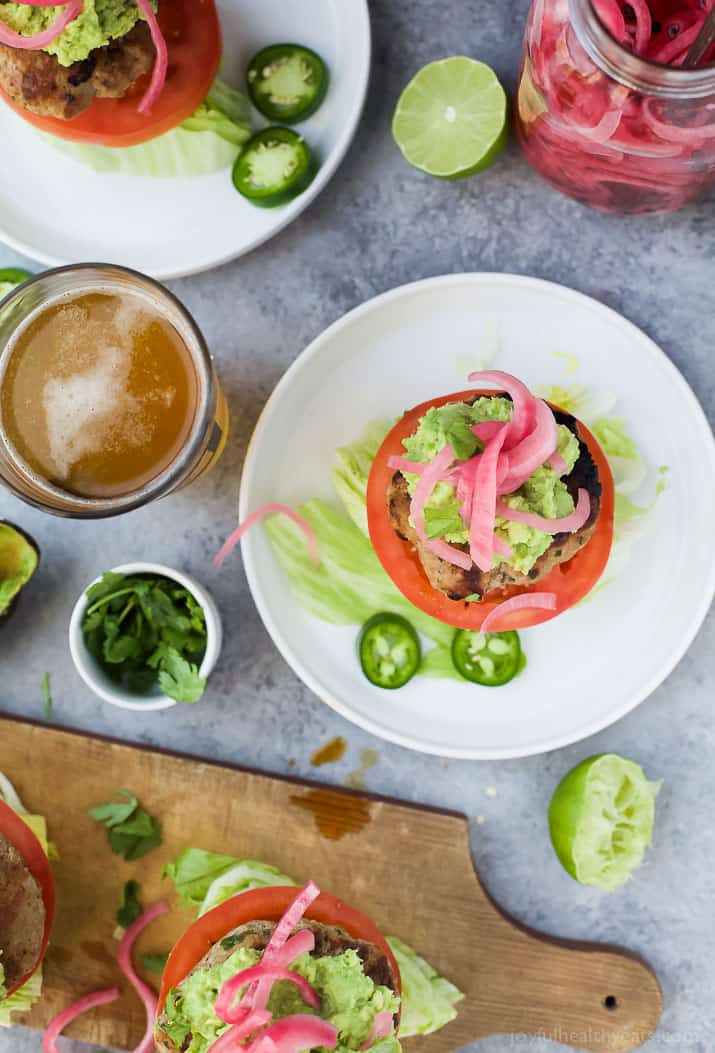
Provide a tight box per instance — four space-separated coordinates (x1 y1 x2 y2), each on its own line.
392 57 508 179
548 754 659 892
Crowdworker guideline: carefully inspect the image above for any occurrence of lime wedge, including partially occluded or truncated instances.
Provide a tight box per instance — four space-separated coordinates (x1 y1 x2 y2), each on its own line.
392 57 508 179
548 754 659 892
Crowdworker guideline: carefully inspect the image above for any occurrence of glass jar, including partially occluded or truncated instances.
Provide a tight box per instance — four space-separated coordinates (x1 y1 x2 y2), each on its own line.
515 0 715 213
0 264 229 518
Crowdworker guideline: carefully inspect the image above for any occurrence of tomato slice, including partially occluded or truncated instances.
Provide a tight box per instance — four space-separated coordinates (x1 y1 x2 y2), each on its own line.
158 886 400 1013
366 389 615 632
0 0 221 147
0 800 55 997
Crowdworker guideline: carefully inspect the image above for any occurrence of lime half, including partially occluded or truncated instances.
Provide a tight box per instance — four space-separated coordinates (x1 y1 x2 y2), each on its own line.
548 754 659 892
392 57 508 179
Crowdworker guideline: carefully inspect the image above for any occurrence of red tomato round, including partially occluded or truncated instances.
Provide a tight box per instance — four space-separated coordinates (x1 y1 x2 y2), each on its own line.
0 0 221 147
159 886 401 1013
366 389 615 632
0 800 55 997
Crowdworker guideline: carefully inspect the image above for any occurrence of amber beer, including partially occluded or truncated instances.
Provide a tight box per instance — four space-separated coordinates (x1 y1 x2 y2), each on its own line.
0 266 227 517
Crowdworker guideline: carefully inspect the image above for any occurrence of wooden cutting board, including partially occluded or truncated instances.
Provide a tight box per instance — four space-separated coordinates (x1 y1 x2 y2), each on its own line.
0 716 662 1052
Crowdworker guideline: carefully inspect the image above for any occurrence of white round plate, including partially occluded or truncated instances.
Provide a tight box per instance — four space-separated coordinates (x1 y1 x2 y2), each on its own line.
240 274 715 759
0 0 370 279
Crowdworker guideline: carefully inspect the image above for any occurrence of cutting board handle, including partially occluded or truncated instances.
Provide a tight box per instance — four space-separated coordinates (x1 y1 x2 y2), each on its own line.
473 885 663 1052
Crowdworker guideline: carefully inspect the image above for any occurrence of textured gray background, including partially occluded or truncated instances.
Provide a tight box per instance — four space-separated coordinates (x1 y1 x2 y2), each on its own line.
1 0 714 1051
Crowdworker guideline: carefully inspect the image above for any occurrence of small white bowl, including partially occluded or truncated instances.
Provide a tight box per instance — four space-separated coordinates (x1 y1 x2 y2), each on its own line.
69 562 222 711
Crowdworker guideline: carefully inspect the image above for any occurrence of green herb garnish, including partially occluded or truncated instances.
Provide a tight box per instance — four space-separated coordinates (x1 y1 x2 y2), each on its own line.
42 672 52 720
82 572 208 703
142 952 169 975
117 880 143 929
89 789 163 861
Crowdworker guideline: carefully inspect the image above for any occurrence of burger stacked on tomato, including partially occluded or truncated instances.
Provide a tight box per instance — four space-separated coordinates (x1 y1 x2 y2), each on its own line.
0 799 54 1010
367 371 614 633
0 0 221 147
155 883 402 1053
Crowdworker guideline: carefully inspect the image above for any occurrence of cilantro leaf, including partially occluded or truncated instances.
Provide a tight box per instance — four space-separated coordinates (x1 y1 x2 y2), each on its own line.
89 790 162 860
142 952 169 975
117 880 143 929
158 649 206 704
88 789 137 828
80 571 208 703
42 672 52 721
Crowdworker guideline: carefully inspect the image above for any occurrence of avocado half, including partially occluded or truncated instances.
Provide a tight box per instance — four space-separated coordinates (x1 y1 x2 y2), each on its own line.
0 522 40 619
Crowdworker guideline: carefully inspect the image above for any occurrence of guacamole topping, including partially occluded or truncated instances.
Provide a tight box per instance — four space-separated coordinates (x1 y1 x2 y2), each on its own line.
162 946 401 1053
402 397 581 574
0 959 6 1001
0 0 145 67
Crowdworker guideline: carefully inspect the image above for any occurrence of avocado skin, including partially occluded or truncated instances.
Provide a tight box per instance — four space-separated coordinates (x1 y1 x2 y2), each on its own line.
0 521 40 622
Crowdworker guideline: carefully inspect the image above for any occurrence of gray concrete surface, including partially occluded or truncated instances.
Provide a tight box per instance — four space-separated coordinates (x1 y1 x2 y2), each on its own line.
0 0 713 1051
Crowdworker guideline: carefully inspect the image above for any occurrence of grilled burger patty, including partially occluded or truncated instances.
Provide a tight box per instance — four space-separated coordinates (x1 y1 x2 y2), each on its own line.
0 832 45 991
155 919 400 1053
0 21 153 120
387 406 602 601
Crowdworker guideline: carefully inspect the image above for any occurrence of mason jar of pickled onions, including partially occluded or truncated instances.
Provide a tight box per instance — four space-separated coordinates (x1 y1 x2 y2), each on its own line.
515 0 715 213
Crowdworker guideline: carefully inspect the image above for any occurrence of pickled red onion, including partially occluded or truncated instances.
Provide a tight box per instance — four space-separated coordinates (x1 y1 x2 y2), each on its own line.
642 99 715 143
650 21 703 65
43 988 121 1053
133 0 168 114
360 1010 394 1050
242 883 321 1014
0 0 83 51
410 444 473 571
499 399 558 493
216 966 320 1025
627 0 653 53
467 371 535 448
244 1015 338 1053
481 593 557 633
493 533 512 558
387 455 429 475
496 488 591 534
213 505 319 570
549 452 568 474
209 1011 273 1053
471 420 505 443
118 901 169 1053
470 427 508 572
592 0 627 42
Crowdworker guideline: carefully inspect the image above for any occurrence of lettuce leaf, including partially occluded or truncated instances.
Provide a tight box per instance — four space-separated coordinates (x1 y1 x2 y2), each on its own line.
264 500 453 647
163 850 464 1038
0 966 43 1028
199 861 295 917
163 848 247 909
333 421 392 535
42 79 252 178
386 937 464 1037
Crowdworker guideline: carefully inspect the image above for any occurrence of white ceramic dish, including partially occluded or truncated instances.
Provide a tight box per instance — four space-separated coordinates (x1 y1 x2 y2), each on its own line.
0 0 370 279
240 273 715 759
69 562 222 711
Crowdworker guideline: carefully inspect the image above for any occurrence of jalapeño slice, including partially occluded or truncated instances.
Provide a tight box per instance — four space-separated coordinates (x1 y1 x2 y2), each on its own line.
247 44 328 123
358 613 421 690
452 629 522 686
232 127 316 207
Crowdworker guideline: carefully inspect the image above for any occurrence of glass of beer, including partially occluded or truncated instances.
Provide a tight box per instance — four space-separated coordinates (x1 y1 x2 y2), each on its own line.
0 264 228 517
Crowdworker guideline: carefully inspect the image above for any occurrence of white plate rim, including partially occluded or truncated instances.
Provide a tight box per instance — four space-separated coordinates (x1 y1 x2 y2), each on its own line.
0 1 371 280
240 273 715 758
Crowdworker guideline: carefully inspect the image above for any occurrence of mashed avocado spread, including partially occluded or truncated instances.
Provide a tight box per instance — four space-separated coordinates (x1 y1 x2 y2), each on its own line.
0 959 6 1001
402 397 581 574
0 0 145 67
162 946 401 1053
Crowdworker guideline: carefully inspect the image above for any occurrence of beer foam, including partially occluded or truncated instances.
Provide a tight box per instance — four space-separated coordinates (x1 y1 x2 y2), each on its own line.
42 346 148 479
